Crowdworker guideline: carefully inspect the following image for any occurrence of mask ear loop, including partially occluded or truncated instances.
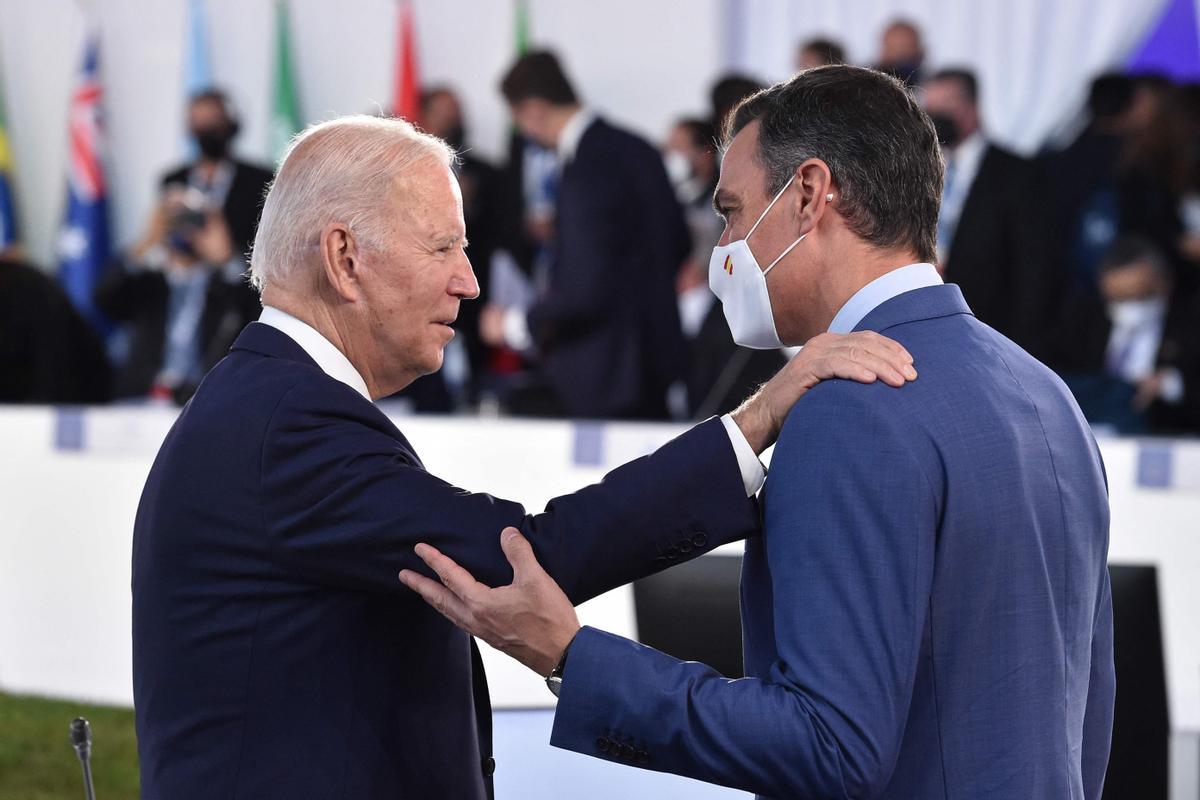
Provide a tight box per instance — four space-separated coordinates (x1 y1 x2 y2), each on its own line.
746 176 795 240
763 233 807 275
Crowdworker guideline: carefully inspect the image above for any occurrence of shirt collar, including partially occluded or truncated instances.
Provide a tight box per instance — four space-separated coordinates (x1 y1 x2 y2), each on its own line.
257 306 373 401
557 108 595 164
947 131 987 180
827 263 944 334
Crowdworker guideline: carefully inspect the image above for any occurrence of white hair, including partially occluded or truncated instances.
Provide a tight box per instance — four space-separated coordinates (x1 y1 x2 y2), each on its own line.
248 114 454 292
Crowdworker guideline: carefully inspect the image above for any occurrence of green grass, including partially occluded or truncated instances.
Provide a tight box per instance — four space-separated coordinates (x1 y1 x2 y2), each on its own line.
0 692 139 799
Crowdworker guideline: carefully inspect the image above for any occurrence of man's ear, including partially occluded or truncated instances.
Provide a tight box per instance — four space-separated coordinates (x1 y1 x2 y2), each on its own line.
319 222 362 303
793 158 835 236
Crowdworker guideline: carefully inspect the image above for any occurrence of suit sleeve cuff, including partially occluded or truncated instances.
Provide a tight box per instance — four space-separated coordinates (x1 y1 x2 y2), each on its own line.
720 413 766 496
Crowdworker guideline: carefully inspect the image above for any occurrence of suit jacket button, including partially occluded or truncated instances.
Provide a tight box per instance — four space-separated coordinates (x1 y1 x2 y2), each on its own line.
692 532 708 548
481 756 496 776
636 750 650 764
596 736 611 753
620 743 635 760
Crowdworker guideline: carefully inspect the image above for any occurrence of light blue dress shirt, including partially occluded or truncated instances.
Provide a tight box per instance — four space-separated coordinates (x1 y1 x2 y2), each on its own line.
827 262 943 334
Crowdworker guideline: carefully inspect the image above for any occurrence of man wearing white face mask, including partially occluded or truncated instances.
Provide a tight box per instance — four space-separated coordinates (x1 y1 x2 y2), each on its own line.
402 66 1114 799
1052 236 1200 434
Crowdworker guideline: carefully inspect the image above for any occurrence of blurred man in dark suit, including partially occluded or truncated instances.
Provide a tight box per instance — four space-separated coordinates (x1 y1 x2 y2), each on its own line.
1052 236 1200 434
1042 74 1184 297
484 51 689 419
95 90 271 403
924 68 1055 355
0 251 110 402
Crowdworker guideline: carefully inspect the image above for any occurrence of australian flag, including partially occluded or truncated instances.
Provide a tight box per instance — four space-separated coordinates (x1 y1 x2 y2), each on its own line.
58 32 111 331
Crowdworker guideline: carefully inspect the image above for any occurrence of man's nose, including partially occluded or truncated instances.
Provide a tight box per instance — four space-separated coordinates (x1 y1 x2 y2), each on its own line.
451 255 481 300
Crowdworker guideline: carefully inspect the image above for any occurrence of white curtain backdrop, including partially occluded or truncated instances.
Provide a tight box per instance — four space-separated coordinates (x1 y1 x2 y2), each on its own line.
724 0 1171 155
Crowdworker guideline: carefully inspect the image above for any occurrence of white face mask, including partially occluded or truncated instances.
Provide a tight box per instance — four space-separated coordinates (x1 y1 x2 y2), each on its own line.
708 177 806 349
1107 297 1166 330
663 150 692 188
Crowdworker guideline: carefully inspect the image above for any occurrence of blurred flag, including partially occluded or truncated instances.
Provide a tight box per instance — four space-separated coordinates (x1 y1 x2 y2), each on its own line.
270 0 301 161
514 0 530 55
183 0 214 157
184 0 214 95
392 0 421 124
57 31 111 330
0 59 17 249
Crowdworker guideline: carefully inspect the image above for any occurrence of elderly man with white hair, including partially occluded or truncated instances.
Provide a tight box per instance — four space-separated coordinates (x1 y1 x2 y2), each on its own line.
129 114 917 799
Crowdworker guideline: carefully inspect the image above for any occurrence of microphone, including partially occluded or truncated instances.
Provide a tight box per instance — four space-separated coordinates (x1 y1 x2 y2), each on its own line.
69 717 97 800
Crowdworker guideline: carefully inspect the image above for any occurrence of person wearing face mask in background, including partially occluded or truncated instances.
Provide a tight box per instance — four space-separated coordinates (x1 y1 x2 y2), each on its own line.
923 69 1056 358
666 117 786 417
95 89 272 403
874 18 926 88
1051 236 1200 434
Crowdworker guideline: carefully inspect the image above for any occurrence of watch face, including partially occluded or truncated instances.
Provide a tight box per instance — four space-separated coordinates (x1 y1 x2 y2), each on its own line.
546 675 563 697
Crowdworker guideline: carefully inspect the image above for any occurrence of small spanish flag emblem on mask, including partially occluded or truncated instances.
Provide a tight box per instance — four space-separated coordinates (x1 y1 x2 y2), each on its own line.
724 255 734 275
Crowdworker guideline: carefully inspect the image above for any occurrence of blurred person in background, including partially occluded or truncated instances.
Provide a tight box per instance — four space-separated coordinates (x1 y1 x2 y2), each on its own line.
95 90 270 403
486 51 689 419
710 74 765 137
796 37 846 71
665 116 785 417
1042 73 1184 297
1051 236 1200 434
1170 81 1200 290
924 68 1055 355
874 18 925 87
0 249 110 402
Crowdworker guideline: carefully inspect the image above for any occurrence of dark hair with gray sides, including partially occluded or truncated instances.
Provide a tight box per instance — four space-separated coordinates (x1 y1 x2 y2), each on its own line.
726 65 944 264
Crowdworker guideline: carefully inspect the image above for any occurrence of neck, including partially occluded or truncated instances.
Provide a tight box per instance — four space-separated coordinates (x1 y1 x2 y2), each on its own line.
801 244 923 340
544 104 582 147
262 285 407 400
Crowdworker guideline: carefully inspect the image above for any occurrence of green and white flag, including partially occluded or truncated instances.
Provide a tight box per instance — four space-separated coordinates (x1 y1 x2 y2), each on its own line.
269 0 301 162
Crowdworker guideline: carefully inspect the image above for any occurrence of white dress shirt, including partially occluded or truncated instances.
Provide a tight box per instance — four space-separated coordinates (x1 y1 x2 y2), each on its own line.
258 306 371 401
937 131 987 263
501 108 600 352
556 108 597 165
258 305 766 496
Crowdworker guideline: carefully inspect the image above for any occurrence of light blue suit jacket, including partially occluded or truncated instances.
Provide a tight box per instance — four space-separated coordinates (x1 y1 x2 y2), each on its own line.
551 284 1114 799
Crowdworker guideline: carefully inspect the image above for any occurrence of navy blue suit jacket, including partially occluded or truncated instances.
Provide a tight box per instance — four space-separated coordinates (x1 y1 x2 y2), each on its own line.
527 118 690 419
131 322 760 799
552 285 1115 798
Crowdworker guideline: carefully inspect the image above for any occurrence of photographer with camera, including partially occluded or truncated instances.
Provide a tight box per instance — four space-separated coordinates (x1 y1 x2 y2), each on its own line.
96 90 272 403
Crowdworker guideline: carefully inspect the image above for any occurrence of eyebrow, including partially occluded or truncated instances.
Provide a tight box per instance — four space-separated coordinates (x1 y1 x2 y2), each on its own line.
712 187 737 217
432 233 469 249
